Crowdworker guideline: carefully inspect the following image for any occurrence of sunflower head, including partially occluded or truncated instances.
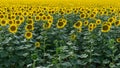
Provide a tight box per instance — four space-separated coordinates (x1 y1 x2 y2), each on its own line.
0 19 8 26
25 32 33 39
56 18 67 29
116 38 120 43
35 42 40 48
73 21 82 29
114 20 120 27
43 22 51 29
101 24 111 32
96 19 101 25
25 24 34 31
84 20 89 26
8 24 17 34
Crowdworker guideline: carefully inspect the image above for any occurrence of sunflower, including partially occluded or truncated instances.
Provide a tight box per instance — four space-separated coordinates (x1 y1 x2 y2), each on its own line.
35 42 40 48
77 28 82 33
56 19 67 29
15 20 21 26
108 17 115 23
88 23 94 28
41 15 47 21
24 32 32 39
48 19 53 24
88 27 94 32
80 13 86 19
84 20 89 26
114 20 120 27
116 38 120 43
19 16 24 22
96 19 101 25
93 23 97 29
101 24 111 32
35 15 40 21
0 19 8 26
70 34 76 41
0 14 4 19
25 24 34 31
89 13 96 18
73 21 82 29
8 20 14 25
8 24 17 34
27 19 34 24
43 22 51 29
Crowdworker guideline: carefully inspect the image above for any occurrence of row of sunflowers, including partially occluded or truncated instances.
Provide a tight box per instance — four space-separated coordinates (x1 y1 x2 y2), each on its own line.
0 0 120 68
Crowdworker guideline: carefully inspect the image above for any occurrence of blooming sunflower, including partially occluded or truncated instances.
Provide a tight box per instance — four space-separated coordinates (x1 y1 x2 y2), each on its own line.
73 21 82 29
84 20 89 26
114 20 120 27
43 22 52 29
116 38 120 43
96 19 101 25
0 19 8 26
25 24 34 31
101 24 111 32
24 32 33 39
56 19 67 29
35 42 40 48
8 24 17 34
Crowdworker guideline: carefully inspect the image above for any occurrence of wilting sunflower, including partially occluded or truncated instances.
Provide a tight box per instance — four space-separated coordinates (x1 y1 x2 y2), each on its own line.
25 24 34 31
56 19 67 29
96 19 101 25
0 19 8 26
43 22 52 29
24 32 33 39
73 21 82 29
101 24 111 32
35 42 40 48
8 24 17 34
114 20 120 27
116 38 120 43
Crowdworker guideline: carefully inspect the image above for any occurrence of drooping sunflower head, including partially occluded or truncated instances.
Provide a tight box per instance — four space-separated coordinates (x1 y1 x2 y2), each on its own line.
101 24 111 32
24 32 33 39
8 24 17 34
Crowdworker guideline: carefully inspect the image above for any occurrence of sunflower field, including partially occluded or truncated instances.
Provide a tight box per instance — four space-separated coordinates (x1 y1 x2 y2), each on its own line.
0 0 120 68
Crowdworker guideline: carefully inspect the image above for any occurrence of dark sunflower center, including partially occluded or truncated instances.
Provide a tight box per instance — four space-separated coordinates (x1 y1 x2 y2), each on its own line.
27 33 31 37
58 22 64 26
27 25 32 29
2 20 6 24
103 25 108 30
10 26 16 31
